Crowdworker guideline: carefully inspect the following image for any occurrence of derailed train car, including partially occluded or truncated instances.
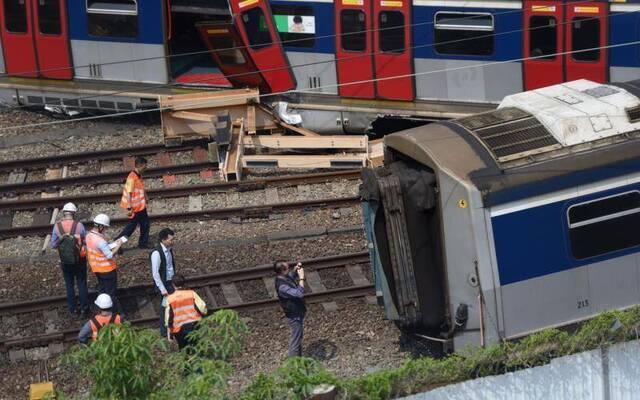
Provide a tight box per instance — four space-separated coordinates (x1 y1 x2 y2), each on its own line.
361 78 640 351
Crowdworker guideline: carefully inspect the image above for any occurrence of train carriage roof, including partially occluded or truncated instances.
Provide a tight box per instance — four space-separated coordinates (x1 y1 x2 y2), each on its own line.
384 79 640 207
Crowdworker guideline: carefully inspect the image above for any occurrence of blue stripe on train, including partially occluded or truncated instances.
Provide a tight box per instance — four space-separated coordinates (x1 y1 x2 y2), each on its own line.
68 0 165 44
609 11 640 68
492 180 640 286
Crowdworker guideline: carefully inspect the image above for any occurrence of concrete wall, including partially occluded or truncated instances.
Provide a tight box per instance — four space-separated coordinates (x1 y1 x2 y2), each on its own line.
401 340 640 400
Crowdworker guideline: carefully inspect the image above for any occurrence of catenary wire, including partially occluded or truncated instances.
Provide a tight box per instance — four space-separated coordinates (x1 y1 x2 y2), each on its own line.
3 2 628 111
1 37 639 131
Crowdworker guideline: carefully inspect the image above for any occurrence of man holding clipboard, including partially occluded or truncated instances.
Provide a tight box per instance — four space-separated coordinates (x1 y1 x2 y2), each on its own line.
86 213 125 311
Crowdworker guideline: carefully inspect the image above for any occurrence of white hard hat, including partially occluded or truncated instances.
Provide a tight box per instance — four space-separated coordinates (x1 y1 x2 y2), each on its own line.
94 293 113 309
93 213 110 227
62 202 77 213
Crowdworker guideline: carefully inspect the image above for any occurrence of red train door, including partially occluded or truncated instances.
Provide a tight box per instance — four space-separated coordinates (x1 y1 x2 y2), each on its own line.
0 0 38 77
33 0 72 79
373 0 413 100
523 1 563 90
565 2 607 83
230 0 296 93
197 23 269 92
524 1 608 90
335 0 375 99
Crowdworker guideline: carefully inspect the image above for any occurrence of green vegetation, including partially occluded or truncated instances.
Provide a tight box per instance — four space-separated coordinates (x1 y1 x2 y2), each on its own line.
59 307 640 400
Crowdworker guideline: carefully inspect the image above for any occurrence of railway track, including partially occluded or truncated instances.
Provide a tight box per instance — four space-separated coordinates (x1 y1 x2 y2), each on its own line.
0 141 217 195
0 252 373 354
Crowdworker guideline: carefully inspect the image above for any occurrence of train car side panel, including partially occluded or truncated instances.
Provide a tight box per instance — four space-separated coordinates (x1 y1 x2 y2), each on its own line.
491 179 640 338
68 0 168 83
609 4 640 82
412 3 523 102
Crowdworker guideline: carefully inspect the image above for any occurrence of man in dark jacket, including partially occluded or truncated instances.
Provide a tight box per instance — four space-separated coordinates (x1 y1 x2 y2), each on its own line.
274 260 306 357
150 228 176 336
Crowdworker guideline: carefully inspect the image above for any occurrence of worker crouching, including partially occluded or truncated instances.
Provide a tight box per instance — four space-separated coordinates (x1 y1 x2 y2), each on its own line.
78 294 122 344
164 274 207 349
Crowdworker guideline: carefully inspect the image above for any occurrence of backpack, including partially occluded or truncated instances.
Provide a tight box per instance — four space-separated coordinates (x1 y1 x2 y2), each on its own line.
57 221 81 265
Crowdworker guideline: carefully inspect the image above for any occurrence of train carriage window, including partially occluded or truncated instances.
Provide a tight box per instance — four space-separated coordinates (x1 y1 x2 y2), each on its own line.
4 0 28 33
529 16 557 60
567 191 640 259
434 12 493 56
210 35 246 65
38 0 61 35
341 10 366 52
379 11 404 53
242 7 272 50
571 17 600 61
271 5 315 48
87 0 138 38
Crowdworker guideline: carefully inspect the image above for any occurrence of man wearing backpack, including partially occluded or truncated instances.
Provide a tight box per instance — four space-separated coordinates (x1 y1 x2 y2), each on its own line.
51 202 89 317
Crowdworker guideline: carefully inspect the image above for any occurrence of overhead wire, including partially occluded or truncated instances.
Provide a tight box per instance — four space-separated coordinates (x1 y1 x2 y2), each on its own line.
2 0 629 113
2 36 639 131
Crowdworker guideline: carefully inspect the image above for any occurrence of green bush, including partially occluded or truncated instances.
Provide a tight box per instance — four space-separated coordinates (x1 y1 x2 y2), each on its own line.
63 323 165 400
238 373 287 400
505 329 569 369
188 309 249 360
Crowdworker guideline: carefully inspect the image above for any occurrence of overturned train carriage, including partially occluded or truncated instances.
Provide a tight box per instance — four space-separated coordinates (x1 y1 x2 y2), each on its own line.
361 79 640 351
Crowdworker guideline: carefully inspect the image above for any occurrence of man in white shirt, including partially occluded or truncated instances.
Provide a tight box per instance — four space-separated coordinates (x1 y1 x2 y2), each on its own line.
150 228 176 336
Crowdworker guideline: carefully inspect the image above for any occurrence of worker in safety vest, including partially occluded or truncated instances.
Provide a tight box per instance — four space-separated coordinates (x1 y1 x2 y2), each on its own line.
117 156 150 249
86 214 124 310
78 293 122 344
164 274 207 349
50 202 89 317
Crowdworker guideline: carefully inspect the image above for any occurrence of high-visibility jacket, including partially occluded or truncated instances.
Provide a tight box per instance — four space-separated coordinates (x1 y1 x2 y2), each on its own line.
86 231 116 274
166 290 204 334
120 171 146 214
89 313 121 341
54 219 87 258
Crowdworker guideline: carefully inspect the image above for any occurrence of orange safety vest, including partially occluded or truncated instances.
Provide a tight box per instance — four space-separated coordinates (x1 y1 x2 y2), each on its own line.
86 231 117 274
167 290 203 334
120 171 146 214
89 313 122 341
55 219 87 258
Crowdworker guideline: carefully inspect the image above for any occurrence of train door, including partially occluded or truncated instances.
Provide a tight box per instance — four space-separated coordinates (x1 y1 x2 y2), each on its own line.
565 2 607 83
230 0 296 93
373 0 413 100
0 0 72 79
523 1 607 90
197 22 269 92
335 0 375 99
33 0 72 79
0 0 38 77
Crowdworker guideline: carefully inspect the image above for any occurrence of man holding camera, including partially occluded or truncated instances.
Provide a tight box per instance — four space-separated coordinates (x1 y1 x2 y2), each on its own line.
274 260 306 357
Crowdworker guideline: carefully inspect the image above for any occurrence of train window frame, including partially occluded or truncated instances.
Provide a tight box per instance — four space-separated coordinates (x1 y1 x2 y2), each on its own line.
379 10 405 54
4 0 28 34
566 190 640 260
529 15 558 61
571 16 600 62
241 6 273 50
340 9 367 53
271 5 315 48
86 0 138 38
38 0 62 36
433 11 494 57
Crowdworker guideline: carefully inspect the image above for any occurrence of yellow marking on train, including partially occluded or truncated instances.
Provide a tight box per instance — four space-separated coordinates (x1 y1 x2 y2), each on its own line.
238 0 259 8
458 199 468 209
381 0 403 6
574 6 600 13
207 29 229 34
531 5 556 12
342 0 364 5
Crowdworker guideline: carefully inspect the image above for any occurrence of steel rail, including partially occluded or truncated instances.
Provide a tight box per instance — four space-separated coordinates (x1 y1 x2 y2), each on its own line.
0 196 360 238
0 252 372 351
0 170 361 211
0 251 369 316
0 285 375 352
0 142 206 172
0 161 217 194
